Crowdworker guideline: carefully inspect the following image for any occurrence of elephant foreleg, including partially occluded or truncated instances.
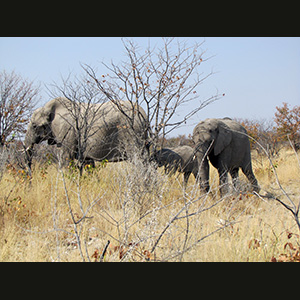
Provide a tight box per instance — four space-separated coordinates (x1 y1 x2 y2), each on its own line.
218 168 229 197
183 171 191 188
229 168 239 192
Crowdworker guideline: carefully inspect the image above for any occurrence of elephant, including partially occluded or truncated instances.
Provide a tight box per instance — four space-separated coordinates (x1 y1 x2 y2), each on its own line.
24 97 148 170
151 145 198 186
192 117 259 195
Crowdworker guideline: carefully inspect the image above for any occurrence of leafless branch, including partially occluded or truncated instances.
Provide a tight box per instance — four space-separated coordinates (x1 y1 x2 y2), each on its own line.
247 132 300 232
49 72 109 175
100 240 110 262
83 38 222 151
0 70 39 145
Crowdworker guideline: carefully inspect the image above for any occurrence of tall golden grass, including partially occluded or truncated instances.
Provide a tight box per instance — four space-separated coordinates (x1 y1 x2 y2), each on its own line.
0 148 299 261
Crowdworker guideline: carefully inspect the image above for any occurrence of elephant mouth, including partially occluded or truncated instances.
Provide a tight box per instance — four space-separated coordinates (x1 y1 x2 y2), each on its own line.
195 140 215 155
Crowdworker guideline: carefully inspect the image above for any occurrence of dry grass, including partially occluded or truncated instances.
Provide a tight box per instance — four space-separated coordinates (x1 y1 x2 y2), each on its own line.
0 148 299 262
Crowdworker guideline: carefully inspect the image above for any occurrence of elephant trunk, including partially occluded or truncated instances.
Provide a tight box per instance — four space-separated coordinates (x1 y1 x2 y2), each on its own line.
196 151 210 192
194 141 213 192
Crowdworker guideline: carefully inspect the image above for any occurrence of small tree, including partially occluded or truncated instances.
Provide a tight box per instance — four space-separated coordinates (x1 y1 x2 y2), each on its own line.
49 72 105 175
0 70 39 145
83 38 222 153
275 102 300 150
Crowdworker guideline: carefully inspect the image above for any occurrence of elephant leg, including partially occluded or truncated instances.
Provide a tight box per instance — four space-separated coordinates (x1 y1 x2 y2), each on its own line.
241 163 260 193
229 168 239 191
183 171 191 187
57 147 73 168
218 168 229 197
192 168 198 184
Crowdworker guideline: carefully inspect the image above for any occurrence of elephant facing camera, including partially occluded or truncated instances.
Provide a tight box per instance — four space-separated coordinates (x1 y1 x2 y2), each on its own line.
193 118 260 197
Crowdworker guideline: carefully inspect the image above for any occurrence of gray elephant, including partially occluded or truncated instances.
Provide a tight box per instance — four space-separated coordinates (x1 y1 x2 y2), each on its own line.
24 97 148 170
192 118 259 195
151 145 198 186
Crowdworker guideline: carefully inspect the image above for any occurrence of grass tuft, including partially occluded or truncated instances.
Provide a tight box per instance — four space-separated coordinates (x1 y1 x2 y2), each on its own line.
0 148 299 261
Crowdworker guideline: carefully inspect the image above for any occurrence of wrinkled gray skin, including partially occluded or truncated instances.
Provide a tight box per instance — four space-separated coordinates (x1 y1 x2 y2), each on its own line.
24 97 147 167
152 145 198 186
192 118 259 195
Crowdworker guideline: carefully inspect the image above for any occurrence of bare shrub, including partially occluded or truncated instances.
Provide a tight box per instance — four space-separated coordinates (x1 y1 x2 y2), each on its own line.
0 70 39 145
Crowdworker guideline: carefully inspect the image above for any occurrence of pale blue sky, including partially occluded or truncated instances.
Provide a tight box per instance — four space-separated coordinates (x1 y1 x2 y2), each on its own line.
0 37 299 136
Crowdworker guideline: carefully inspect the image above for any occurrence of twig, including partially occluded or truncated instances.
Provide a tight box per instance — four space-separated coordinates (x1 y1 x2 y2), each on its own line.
58 158 86 262
100 240 110 262
150 192 216 254
163 220 238 261
254 191 300 232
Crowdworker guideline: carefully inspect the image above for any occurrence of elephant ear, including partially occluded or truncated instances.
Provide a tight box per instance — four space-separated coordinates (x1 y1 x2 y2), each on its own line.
214 122 232 156
42 99 57 123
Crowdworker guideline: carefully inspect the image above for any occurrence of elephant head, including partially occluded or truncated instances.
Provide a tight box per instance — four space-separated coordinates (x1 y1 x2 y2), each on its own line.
150 148 182 173
24 98 64 151
192 118 232 191
193 118 232 156
24 97 71 169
